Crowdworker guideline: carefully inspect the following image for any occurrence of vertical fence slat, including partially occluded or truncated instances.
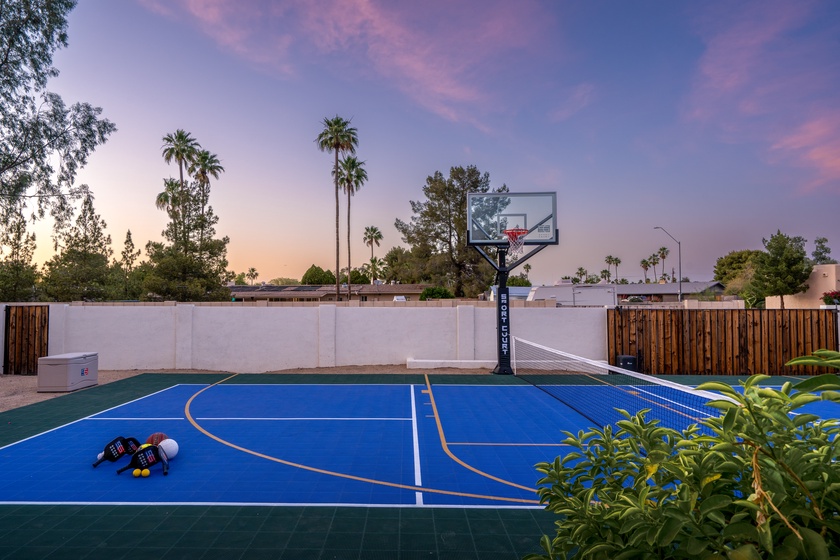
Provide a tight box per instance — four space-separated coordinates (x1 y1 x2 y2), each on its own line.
606 308 839 376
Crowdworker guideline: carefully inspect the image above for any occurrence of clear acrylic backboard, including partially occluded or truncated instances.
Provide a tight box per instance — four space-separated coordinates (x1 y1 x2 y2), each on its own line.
466 192 558 247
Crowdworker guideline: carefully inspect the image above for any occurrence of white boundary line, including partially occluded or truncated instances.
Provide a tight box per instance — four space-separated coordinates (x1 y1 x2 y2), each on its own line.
411 385 423 505
0 385 186 451
0 500 541 509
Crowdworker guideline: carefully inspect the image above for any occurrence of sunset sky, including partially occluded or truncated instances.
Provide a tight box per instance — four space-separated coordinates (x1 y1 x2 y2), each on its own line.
37 0 840 287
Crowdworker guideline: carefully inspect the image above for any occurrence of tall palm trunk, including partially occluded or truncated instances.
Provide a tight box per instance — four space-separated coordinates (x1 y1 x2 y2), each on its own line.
334 150 340 300
178 161 188 250
347 189 352 301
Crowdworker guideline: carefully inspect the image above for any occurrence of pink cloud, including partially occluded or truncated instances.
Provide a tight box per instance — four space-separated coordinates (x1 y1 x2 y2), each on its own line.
549 83 595 122
137 0 550 125
684 2 813 122
771 113 840 193
683 1 840 193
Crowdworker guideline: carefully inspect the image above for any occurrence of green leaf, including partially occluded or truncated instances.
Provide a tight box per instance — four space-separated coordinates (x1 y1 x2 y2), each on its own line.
756 521 773 556
820 390 840 402
685 536 708 555
587 543 618 555
800 527 830 560
697 381 741 397
793 373 840 392
722 407 738 433
793 413 821 426
706 510 726 526
789 394 821 409
726 544 762 560
722 521 759 542
655 516 684 546
699 494 732 516
772 544 800 560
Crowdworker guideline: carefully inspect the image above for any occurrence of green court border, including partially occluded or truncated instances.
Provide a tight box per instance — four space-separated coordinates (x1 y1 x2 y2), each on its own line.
0 373 556 559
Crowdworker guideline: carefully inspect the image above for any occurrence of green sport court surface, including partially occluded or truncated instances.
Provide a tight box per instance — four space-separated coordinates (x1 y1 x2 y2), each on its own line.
0 371 826 559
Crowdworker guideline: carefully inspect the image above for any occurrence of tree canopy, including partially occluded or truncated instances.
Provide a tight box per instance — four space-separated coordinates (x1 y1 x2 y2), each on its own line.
0 0 116 228
752 230 813 309
714 249 764 286
143 130 230 301
812 236 837 265
301 264 336 285
395 165 504 297
40 194 113 301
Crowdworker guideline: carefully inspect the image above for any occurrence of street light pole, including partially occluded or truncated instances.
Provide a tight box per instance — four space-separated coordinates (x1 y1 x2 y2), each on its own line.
654 226 682 302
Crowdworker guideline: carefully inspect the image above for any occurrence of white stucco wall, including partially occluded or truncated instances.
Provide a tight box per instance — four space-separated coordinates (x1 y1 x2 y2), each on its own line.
49 304 178 370
42 303 608 372
189 305 321 371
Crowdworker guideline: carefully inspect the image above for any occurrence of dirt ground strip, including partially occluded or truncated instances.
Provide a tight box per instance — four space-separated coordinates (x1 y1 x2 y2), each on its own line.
0 365 494 413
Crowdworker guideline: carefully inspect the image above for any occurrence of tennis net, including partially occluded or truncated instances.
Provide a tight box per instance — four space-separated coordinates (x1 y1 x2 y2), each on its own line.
512 337 731 431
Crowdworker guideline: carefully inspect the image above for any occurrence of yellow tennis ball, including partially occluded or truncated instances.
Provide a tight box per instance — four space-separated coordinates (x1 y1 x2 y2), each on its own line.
133 468 141 477
141 469 150 477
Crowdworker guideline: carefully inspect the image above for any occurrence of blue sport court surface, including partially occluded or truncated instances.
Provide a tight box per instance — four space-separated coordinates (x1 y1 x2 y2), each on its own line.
1 375 594 508
2 373 837 508
0 372 836 559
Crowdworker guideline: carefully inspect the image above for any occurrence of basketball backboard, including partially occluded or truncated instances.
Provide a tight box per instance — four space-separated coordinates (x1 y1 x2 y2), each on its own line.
467 192 558 247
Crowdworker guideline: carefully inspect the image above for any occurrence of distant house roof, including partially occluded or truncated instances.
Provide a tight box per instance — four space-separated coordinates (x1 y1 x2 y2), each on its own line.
615 281 724 296
228 283 430 301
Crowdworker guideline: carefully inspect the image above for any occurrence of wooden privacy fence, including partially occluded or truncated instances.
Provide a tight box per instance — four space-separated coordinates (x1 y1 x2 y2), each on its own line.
3 305 49 375
607 308 840 376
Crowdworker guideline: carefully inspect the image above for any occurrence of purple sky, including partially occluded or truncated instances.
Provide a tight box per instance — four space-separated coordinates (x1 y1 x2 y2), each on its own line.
38 0 840 286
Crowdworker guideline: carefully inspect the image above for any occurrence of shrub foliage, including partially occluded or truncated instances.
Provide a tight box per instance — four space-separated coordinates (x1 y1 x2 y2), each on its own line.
527 374 840 559
419 286 455 300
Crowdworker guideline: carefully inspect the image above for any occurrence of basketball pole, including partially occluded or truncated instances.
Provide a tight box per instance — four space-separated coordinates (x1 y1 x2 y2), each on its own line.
472 243 548 375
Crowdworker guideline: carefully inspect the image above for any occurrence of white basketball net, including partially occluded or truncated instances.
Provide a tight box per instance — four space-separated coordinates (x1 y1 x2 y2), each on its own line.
503 228 528 260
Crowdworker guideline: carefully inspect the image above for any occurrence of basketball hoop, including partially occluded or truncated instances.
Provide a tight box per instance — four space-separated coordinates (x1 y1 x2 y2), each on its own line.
503 227 529 260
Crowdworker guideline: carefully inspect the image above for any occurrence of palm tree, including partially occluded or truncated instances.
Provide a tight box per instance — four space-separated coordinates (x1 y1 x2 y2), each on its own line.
605 255 615 282
658 246 670 281
363 226 383 260
155 178 184 243
189 150 224 257
649 253 661 282
575 267 587 283
316 116 359 300
336 156 368 300
246 267 258 285
162 129 200 190
613 257 621 282
640 259 650 283
161 130 200 246
523 263 531 279
368 256 385 284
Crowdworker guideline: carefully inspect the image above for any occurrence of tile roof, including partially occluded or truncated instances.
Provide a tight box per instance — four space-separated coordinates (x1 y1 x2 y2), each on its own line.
228 283 430 299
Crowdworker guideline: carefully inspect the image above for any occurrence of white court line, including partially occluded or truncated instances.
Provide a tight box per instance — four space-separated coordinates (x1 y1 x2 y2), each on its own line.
86 417 185 421
0 500 541 509
1 384 189 451
411 385 423 505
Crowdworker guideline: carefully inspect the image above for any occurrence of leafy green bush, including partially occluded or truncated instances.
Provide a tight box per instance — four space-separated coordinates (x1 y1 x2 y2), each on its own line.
526 374 840 559
419 286 455 300
787 349 840 369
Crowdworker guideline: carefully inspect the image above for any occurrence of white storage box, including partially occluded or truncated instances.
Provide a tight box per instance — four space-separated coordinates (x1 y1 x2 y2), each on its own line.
37 352 99 392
